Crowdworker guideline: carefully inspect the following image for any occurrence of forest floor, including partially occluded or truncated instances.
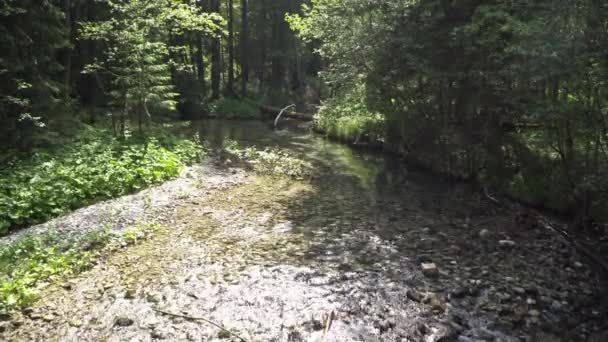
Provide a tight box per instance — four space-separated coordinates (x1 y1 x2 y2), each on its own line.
1 123 607 342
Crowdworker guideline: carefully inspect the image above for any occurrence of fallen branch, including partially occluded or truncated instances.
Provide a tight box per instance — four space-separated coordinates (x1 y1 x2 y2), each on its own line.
241 98 314 121
543 220 608 275
274 104 296 129
483 187 501 205
153 308 247 342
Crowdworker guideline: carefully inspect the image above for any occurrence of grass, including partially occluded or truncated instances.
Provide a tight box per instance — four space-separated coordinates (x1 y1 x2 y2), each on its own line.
0 221 162 313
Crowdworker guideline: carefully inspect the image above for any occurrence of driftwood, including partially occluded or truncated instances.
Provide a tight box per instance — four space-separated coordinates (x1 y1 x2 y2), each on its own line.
153 308 247 342
274 104 296 129
242 98 314 121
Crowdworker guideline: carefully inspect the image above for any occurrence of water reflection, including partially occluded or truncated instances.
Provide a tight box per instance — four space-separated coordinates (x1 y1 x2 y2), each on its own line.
196 119 421 196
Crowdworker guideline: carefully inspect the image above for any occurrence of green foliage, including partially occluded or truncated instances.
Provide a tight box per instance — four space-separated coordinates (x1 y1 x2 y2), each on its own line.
0 219 162 312
314 83 385 143
0 231 107 311
226 142 311 178
0 0 69 146
209 98 261 119
0 128 202 235
121 222 162 245
293 0 608 218
79 0 224 134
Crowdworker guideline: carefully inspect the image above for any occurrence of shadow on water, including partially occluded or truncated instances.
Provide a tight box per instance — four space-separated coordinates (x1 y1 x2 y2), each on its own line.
195 119 607 340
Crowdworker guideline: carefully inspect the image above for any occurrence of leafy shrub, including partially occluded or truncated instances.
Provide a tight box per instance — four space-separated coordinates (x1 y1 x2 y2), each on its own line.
225 142 311 178
0 220 162 311
314 84 385 143
122 221 162 245
0 231 105 310
209 97 261 119
0 131 202 235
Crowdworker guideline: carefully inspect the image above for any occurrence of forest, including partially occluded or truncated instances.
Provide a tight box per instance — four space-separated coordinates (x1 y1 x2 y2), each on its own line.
1 0 607 341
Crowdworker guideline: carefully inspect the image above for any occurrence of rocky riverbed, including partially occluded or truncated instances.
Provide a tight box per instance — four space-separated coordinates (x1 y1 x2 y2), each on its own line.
1 120 607 341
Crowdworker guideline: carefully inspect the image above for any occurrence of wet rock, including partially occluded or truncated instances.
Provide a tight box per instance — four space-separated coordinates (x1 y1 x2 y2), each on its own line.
479 229 490 238
407 289 422 302
115 316 134 327
513 287 526 295
421 262 439 278
499 240 516 249
451 287 468 299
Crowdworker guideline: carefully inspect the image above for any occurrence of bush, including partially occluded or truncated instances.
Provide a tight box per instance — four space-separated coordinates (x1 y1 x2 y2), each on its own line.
209 98 261 119
314 84 385 143
0 231 104 310
0 128 202 235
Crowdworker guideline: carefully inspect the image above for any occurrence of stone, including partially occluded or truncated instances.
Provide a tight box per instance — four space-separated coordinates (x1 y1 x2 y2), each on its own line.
69 319 83 327
551 300 562 310
125 288 137 299
499 240 516 249
573 261 584 269
451 287 468 299
407 289 422 302
513 287 526 295
479 229 490 238
528 309 541 317
115 316 134 327
421 263 439 278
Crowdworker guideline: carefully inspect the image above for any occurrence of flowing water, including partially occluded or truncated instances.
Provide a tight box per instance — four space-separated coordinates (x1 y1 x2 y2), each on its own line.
1 119 606 341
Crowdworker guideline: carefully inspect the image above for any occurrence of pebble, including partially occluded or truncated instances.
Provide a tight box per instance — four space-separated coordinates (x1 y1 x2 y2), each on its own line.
513 287 526 295
421 263 439 278
551 300 562 310
499 240 517 249
479 229 490 238
528 309 541 317
115 316 134 327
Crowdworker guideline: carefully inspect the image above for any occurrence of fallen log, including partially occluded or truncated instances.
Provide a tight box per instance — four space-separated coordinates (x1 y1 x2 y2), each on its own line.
242 98 314 121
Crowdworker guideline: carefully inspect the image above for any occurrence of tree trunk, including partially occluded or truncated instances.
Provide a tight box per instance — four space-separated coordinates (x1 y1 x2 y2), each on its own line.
226 0 234 95
240 0 248 96
211 0 221 100
63 0 72 101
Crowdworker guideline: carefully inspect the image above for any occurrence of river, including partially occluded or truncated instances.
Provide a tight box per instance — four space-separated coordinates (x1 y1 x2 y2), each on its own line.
1 119 605 341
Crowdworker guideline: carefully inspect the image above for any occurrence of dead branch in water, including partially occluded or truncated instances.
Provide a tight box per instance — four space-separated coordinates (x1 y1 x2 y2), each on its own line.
274 104 296 129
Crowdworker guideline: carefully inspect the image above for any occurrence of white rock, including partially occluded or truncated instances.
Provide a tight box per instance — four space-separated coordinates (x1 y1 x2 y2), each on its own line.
421 262 439 277
499 240 517 248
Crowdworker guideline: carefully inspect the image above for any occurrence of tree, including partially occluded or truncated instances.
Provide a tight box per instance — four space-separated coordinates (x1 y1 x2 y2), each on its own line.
0 0 68 149
240 0 249 96
80 0 222 136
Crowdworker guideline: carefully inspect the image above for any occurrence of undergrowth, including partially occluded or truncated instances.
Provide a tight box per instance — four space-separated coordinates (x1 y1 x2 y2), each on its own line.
0 221 162 312
0 124 203 235
209 97 261 119
314 84 385 143
225 141 312 179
